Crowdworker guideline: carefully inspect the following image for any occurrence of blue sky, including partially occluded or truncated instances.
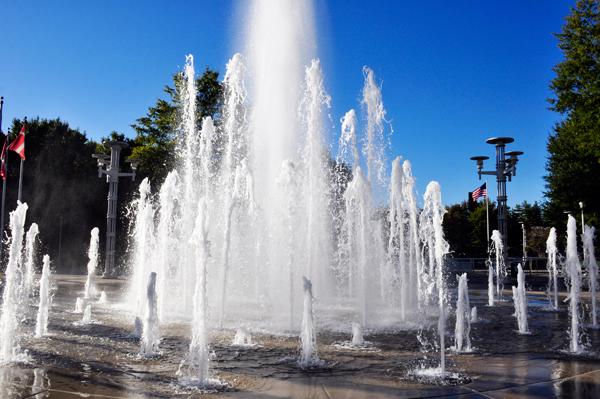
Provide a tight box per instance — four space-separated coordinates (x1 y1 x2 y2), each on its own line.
0 0 573 208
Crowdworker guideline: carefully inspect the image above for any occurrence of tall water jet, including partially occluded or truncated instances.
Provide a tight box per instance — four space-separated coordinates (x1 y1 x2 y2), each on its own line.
420 182 449 378
298 59 332 298
129 178 155 315
23 223 39 299
454 273 471 352
343 167 371 325
179 198 211 386
582 226 597 327
84 228 100 299
565 215 582 352
0 202 28 363
352 323 364 346
403 160 422 310
361 67 388 192
218 53 249 329
388 157 408 320
35 255 51 338
512 264 529 334
299 276 319 366
491 230 505 301
546 227 559 310
140 272 160 356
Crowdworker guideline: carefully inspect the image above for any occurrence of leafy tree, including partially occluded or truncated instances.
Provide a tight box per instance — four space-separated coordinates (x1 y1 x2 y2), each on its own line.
131 67 223 184
468 200 497 257
443 201 471 257
545 0 600 231
3 117 107 271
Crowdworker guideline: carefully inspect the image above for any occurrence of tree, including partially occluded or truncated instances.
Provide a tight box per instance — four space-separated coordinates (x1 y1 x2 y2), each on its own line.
3 117 107 271
130 67 223 184
443 201 471 257
545 0 600 231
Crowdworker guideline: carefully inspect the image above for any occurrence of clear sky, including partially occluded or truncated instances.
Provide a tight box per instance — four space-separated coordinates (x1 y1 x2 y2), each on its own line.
0 0 574 208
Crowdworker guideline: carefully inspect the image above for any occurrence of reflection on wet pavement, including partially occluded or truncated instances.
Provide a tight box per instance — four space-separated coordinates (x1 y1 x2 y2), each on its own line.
0 273 599 398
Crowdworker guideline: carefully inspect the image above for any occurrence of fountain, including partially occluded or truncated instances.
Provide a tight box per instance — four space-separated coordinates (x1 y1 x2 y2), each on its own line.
490 230 505 302
565 215 582 352
512 264 529 334
0 202 28 363
454 273 472 352
23 223 39 299
81 305 92 324
582 226 598 327
74 297 84 314
140 272 160 357
546 227 559 310
35 255 51 338
84 227 99 300
352 323 364 346
299 276 319 366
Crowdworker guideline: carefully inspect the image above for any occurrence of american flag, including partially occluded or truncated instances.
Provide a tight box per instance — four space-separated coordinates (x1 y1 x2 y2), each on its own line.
472 182 487 201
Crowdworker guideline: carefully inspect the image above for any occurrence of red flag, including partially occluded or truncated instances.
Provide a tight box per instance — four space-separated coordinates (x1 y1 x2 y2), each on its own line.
0 138 8 180
8 125 25 161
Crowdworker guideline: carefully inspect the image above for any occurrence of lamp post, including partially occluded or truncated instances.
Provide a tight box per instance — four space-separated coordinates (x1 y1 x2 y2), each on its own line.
92 141 141 277
520 221 527 266
579 202 585 233
470 137 523 262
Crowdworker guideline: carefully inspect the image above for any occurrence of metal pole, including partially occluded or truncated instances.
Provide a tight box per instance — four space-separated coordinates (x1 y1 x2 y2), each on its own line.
17 117 26 203
485 178 490 246
580 202 585 233
0 97 4 260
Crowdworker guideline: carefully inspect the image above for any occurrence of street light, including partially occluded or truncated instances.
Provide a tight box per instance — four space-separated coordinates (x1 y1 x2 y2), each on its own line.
92 141 142 277
470 137 523 262
579 202 585 233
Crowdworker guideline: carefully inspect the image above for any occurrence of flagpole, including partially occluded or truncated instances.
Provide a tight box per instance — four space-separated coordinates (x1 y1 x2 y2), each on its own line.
17 117 26 203
0 97 4 260
486 178 490 247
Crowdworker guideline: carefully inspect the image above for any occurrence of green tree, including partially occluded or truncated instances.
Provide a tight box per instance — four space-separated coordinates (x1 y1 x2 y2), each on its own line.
4 117 107 271
468 200 498 257
443 201 471 257
545 0 600 231
131 67 223 184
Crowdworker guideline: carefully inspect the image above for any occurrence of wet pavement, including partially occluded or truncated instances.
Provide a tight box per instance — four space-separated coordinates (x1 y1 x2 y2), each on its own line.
1 273 600 398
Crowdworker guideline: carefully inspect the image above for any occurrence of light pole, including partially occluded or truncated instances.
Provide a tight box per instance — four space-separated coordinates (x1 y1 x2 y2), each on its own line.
92 141 141 277
579 202 585 233
520 221 527 266
471 137 523 261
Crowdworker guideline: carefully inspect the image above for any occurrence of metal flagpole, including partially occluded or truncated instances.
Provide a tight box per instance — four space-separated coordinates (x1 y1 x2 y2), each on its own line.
17 117 26 202
0 97 4 259
486 178 490 247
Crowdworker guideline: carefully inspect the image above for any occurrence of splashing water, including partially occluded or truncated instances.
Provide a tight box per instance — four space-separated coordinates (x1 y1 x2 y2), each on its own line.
490 230 505 301
512 264 529 334
233 327 253 346
23 223 39 299
81 305 92 325
454 273 471 352
74 298 84 314
565 215 582 352
0 202 28 363
84 228 100 300
546 227 559 310
35 255 52 338
299 277 319 366
583 226 598 327
352 323 363 346
140 272 160 357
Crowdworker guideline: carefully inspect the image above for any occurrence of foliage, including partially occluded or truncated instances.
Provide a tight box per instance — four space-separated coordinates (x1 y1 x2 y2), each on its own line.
130 67 223 185
545 0 600 231
3 117 107 271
